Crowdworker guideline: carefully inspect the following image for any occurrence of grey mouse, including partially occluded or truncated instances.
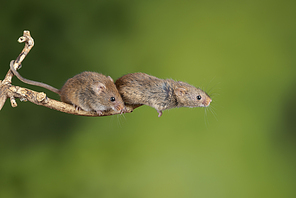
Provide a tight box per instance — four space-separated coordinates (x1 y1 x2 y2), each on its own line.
115 73 211 117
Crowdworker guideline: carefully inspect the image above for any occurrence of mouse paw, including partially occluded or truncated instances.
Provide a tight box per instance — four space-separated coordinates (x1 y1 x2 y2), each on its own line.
73 104 82 111
157 110 163 117
120 107 127 114
96 110 103 116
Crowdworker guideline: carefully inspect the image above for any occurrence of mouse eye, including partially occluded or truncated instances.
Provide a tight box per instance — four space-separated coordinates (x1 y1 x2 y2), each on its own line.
197 95 202 100
110 97 116 102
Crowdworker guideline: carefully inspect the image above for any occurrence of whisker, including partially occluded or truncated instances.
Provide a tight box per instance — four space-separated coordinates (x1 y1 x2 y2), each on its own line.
118 112 127 127
206 76 216 92
121 112 127 121
204 107 208 128
209 92 220 97
207 81 221 96
209 106 218 121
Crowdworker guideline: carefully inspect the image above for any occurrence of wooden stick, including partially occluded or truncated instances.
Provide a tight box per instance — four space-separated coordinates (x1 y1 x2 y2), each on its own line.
0 30 138 116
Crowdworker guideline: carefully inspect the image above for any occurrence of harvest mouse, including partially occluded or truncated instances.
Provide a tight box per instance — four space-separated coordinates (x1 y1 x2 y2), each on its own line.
10 60 125 115
115 73 211 117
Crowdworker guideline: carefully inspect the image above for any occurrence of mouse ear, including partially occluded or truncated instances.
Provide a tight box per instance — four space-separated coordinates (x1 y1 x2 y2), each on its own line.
92 82 106 94
107 76 114 82
175 87 187 96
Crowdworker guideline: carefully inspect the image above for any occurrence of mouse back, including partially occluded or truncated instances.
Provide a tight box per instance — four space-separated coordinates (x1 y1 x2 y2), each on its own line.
115 73 164 104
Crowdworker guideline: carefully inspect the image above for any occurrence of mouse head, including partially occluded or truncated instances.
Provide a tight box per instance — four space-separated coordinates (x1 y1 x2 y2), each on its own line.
91 75 126 113
174 81 211 108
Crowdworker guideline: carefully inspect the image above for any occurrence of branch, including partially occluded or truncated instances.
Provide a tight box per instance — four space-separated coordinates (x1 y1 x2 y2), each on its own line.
0 30 137 116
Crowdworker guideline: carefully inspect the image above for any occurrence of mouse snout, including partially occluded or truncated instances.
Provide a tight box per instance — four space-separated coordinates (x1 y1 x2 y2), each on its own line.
113 103 126 114
203 97 212 107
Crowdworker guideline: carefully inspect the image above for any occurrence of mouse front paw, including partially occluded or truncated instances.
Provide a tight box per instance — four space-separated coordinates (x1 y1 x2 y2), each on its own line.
73 104 82 111
96 110 103 116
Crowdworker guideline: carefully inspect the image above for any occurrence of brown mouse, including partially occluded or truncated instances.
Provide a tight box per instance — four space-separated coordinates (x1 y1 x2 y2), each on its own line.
10 60 125 115
115 73 211 117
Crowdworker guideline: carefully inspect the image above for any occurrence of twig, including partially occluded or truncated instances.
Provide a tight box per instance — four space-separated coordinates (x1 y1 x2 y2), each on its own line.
0 30 137 116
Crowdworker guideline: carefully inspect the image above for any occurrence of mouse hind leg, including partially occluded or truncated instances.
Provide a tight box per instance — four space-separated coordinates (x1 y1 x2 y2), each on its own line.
157 110 163 117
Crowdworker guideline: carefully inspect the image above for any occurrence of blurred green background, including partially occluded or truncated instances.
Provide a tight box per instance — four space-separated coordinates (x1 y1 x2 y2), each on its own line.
1 0 296 197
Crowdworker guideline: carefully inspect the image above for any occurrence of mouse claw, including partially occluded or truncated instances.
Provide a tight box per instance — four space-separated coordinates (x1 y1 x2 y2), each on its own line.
73 104 81 111
157 110 162 117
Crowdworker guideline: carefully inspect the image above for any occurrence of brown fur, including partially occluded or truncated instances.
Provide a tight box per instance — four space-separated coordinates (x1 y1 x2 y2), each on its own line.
60 72 125 114
115 73 211 117
10 62 125 114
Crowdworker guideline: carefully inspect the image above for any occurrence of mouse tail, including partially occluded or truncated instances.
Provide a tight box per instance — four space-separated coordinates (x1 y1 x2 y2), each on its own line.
10 60 60 94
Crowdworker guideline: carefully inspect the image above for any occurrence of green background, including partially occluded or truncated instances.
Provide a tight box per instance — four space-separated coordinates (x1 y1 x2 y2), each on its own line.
1 0 296 197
